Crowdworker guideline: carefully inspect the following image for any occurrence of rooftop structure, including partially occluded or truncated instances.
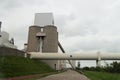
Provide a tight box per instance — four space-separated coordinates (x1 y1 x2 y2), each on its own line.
34 13 54 27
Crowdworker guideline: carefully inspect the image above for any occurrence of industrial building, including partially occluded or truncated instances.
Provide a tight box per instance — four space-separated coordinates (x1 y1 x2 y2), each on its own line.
1 13 120 69
27 13 120 69
27 13 69 70
0 21 17 49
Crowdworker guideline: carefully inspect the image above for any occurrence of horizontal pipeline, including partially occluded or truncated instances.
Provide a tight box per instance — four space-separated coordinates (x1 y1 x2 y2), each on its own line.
28 52 120 60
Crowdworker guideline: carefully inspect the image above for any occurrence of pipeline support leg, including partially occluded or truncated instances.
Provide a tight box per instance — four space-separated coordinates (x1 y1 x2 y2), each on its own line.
96 52 101 67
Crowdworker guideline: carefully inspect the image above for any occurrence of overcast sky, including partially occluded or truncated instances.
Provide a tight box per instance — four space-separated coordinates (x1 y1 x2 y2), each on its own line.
1 0 120 54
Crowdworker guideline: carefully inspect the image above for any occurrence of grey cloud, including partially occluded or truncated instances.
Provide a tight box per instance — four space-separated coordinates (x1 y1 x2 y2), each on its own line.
1 0 120 53
60 35 120 53
0 0 22 10
55 14 76 34
0 0 45 14
62 19 98 37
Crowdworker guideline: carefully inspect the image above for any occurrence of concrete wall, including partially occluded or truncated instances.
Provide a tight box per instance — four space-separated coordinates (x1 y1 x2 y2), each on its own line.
0 47 25 57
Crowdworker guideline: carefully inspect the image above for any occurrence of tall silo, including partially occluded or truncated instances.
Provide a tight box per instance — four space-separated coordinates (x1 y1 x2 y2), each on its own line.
42 25 58 52
41 25 59 70
27 26 41 52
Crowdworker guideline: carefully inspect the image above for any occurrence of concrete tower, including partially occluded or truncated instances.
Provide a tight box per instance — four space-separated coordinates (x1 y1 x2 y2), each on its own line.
27 25 58 52
27 13 63 70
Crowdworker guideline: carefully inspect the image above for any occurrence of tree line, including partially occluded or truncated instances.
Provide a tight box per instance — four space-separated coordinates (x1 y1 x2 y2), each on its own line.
76 61 120 73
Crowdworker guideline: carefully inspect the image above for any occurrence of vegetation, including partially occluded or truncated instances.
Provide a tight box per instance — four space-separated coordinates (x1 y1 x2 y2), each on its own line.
84 71 120 80
0 56 55 78
79 61 120 73
75 61 120 80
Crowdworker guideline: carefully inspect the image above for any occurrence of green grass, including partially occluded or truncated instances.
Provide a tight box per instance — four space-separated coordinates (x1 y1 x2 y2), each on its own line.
84 71 120 80
0 56 55 78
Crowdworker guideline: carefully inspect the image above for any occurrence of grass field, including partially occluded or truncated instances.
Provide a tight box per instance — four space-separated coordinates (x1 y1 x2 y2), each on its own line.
84 71 120 80
0 56 55 78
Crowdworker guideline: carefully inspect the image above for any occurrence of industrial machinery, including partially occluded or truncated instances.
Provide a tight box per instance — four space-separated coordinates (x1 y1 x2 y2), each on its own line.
0 21 17 49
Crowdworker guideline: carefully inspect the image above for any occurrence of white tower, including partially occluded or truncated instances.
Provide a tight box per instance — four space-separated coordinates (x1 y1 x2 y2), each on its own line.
34 13 54 27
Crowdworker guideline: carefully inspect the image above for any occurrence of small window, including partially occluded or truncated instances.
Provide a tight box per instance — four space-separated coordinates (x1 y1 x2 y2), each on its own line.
41 28 44 32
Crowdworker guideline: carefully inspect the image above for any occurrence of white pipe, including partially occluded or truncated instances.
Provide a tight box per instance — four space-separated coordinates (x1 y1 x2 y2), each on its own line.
39 37 43 52
28 52 120 60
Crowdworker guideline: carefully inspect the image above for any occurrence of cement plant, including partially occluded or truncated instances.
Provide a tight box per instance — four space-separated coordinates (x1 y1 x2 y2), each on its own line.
1 13 120 80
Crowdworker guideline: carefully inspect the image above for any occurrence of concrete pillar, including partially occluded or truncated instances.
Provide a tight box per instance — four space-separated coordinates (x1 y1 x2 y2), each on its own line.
41 25 59 70
96 52 101 67
77 61 80 69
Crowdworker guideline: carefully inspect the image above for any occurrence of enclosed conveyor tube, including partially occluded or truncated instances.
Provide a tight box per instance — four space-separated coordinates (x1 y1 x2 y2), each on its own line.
28 52 120 60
